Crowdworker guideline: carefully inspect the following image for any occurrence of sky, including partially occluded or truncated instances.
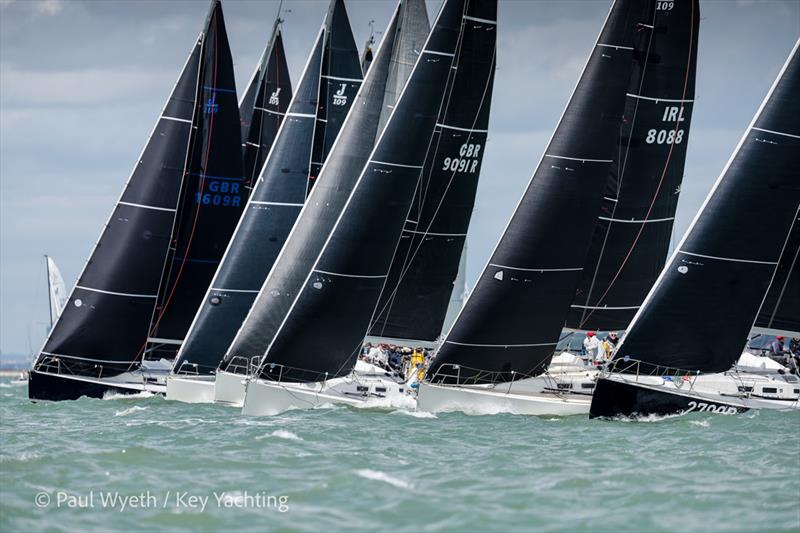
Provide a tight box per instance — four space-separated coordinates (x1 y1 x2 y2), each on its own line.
1 0 798 357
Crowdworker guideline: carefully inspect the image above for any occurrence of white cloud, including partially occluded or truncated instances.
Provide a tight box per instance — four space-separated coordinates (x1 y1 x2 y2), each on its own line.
36 0 63 16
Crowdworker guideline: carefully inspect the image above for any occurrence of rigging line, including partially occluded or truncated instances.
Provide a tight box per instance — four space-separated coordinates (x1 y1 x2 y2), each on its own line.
579 2 696 330
369 9 487 338
134 14 224 370
759 204 800 330
577 6 657 325
370 28 496 341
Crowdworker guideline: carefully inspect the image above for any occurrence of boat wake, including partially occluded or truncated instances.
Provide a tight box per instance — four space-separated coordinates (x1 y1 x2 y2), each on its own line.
265 429 303 441
355 469 414 490
114 405 148 417
102 390 156 401
390 409 437 419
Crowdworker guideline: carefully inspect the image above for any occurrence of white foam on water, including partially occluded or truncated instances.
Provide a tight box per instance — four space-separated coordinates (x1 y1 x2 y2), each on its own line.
102 390 156 401
688 419 711 428
114 405 148 417
357 393 417 411
269 430 303 441
356 469 414 490
390 409 437 419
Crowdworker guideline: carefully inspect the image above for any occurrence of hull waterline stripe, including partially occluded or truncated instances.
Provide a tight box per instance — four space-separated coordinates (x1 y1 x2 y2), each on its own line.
75 286 158 298
118 201 176 213
250 200 304 207
161 115 193 124
599 216 675 224
436 123 488 133
544 154 612 163
314 270 388 279
371 160 424 169
625 93 694 103
751 127 800 139
490 263 583 272
446 340 558 348
679 251 779 266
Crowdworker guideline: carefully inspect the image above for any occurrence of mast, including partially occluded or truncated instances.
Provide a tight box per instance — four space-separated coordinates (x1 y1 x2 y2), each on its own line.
566 0 700 332
427 0 652 384
250 0 497 383
612 39 800 374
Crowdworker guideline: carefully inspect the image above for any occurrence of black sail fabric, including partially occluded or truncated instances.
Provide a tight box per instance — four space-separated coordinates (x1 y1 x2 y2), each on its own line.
755 219 800 335
567 0 699 332
172 30 326 375
241 24 293 189
369 5 494 344
225 4 404 360
307 0 363 196
33 37 202 377
377 0 431 134
615 41 800 373
146 1 245 361
428 0 651 384
258 0 486 383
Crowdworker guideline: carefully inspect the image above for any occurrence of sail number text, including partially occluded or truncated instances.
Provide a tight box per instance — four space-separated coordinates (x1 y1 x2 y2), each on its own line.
442 143 482 174
645 105 686 145
656 1 675 11
195 180 242 207
684 400 739 415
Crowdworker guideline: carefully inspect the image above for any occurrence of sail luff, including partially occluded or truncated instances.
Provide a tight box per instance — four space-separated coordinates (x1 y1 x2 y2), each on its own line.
427 0 650 384
613 38 800 373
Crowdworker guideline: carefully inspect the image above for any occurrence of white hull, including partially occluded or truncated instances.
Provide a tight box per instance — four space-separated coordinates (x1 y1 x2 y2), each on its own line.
417 373 594 416
241 373 410 416
165 374 215 404
214 369 247 407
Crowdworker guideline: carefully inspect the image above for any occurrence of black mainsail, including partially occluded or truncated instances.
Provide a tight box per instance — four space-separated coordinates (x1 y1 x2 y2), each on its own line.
144 1 244 363
251 0 497 383
172 28 326 375
29 4 212 400
607 39 800 375
307 0 363 196
754 220 799 336
239 17 292 190
566 0 699 332
368 0 492 344
226 0 411 361
427 0 652 384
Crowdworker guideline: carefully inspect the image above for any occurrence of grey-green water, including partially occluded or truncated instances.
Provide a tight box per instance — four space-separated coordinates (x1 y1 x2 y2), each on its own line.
1 380 798 532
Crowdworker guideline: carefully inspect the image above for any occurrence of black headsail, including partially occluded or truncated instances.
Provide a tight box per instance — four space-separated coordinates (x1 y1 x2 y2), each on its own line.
30 11 203 391
253 0 496 383
427 0 652 385
225 1 408 361
239 17 293 189
145 0 245 362
172 27 326 375
611 40 800 374
566 0 699 332
368 0 492 345
307 0 363 196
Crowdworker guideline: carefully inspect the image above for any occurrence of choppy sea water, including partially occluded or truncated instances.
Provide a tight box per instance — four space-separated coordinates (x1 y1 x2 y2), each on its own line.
1 379 798 532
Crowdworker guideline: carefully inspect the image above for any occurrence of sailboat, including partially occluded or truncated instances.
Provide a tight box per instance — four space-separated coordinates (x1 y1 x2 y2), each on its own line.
417 0 700 416
29 0 243 401
240 0 498 416
590 40 800 419
213 0 433 407
44 255 67 328
167 0 366 404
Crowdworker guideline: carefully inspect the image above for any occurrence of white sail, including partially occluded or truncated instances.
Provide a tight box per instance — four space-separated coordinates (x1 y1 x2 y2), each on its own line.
45 255 67 327
442 242 468 334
